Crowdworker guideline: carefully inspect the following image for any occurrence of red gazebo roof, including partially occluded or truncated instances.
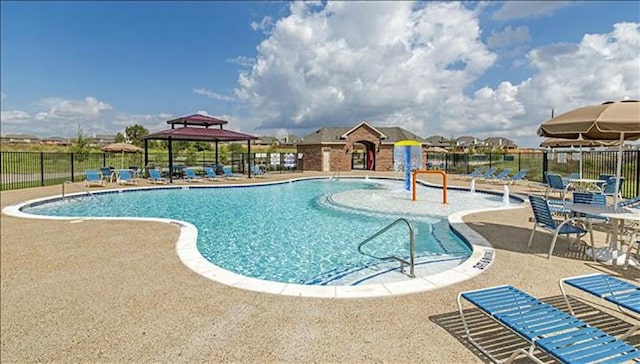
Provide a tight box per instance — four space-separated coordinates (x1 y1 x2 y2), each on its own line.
166 114 229 127
145 126 257 141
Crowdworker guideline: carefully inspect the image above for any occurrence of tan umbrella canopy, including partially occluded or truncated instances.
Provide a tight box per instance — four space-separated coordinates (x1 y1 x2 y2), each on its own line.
101 143 143 169
100 143 143 153
538 100 640 204
425 146 448 153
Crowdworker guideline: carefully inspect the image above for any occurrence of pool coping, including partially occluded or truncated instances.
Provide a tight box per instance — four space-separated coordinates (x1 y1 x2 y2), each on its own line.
2 176 526 299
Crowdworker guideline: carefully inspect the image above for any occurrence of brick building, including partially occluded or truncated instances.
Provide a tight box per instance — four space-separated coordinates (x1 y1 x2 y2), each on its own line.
297 121 427 172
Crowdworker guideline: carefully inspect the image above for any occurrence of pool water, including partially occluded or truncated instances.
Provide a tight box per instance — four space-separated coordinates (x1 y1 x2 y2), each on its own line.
22 178 510 285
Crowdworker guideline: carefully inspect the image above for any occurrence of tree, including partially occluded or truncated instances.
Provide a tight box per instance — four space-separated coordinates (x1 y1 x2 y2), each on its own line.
71 126 90 161
125 124 149 147
115 132 126 143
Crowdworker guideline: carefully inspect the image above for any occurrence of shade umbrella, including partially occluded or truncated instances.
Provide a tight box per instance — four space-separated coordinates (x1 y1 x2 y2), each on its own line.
539 138 619 179
537 100 640 205
100 143 143 169
425 146 449 153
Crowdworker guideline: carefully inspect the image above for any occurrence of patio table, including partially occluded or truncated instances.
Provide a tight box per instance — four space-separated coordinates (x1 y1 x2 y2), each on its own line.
568 178 604 192
566 203 640 265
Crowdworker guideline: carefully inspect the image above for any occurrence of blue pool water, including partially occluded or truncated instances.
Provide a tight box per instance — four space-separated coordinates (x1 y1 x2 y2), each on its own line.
21 178 510 285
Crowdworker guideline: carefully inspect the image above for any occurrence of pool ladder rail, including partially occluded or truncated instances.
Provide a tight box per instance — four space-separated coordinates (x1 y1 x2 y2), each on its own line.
329 168 341 181
62 181 103 202
357 217 415 278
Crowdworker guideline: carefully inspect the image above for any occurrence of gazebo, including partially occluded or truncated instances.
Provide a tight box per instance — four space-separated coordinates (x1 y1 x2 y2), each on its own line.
143 114 258 182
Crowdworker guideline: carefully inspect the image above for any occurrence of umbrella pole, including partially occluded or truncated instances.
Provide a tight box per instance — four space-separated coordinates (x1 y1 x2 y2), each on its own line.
579 148 582 179
614 133 624 207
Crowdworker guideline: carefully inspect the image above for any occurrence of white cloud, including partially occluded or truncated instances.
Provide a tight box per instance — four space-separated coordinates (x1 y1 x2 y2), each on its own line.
491 1 573 21
230 1 639 147
34 96 112 121
487 26 531 49
193 88 235 101
0 110 31 124
227 56 255 68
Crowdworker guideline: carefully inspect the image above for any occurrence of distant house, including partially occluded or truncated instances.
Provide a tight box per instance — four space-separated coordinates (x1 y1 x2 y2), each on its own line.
483 137 518 150
0 134 41 144
455 136 485 151
297 121 427 172
87 134 116 146
424 135 451 148
41 136 71 146
253 136 279 146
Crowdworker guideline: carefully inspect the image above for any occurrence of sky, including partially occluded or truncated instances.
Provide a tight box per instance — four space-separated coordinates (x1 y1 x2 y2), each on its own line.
1 1 639 148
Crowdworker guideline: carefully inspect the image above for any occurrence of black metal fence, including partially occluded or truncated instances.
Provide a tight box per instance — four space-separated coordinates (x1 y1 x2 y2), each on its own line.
0 151 304 191
1 150 638 198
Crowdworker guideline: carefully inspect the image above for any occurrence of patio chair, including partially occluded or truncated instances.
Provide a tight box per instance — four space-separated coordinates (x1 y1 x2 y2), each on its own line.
222 166 242 180
148 169 168 184
601 176 625 199
250 165 267 178
572 192 612 242
457 285 640 363
596 174 615 190
545 173 572 200
203 167 222 182
116 169 138 185
620 196 640 208
183 168 204 182
527 195 594 259
84 170 106 187
559 273 639 339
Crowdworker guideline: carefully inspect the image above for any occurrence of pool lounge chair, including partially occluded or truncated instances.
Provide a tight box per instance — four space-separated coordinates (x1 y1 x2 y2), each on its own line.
84 170 106 187
487 168 511 183
461 166 485 181
100 167 115 183
475 167 498 181
116 169 138 185
250 165 267 178
222 166 242 180
457 285 640 363
148 169 168 184
203 167 221 182
527 195 594 260
183 168 204 182
559 273 639 339
502 169 528 185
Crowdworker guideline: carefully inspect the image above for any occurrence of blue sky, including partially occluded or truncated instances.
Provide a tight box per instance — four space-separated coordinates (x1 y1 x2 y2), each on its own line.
1 1 639 147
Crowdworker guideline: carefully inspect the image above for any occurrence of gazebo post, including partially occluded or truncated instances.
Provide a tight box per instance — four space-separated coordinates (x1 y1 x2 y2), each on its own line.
247 140 252 178
215 141 219 166
168 137 173 183
144 139 148 171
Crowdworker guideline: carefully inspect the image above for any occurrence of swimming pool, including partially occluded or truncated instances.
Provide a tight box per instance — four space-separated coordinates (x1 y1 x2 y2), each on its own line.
8 177 524 298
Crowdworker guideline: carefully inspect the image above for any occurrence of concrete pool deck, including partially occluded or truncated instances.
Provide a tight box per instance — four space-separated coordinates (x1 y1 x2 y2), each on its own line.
1 171 638 362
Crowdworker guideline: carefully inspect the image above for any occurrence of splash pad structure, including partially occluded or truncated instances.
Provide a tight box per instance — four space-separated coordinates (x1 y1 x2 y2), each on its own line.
393 140 424 192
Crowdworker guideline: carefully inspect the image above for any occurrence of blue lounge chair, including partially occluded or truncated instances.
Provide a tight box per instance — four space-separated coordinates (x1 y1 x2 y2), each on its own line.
527 195 594 259
250 165 267 178
222 166 242 180
502 169 527 185
488 168 511 183
203 167 221 182
100 167 114 183
458 285 640 363
602 176 625 199
148 169 168 184
84 170 105 187
559 273 639 339
183 168 203 182
475 167 497 181
460 166 485 180
116 169 138 185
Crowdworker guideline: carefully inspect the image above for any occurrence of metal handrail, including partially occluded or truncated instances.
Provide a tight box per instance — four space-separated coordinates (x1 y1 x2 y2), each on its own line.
62 181 103 202
329 168 341 181
357 217 415 277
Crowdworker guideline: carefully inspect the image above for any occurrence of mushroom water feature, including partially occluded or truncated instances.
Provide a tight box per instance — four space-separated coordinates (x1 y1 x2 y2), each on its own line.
393 140 424 192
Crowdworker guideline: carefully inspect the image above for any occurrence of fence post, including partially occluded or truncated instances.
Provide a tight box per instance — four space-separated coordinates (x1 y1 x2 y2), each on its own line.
71 153 75 182
542 151 548 182
518 152 521 172
635 150 639 198
40 152 45 186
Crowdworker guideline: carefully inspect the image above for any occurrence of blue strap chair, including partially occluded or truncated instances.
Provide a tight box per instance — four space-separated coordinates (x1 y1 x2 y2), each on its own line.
528 195 594 259
183 168 204 182
457 285 640 363
85 170 106 187
545 173 572 200
602 176 625 199
148 169 168 184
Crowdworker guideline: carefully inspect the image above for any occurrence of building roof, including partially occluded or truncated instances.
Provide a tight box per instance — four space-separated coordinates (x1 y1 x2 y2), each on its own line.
166 114 228 127
144 126 257 141
299 124 426 145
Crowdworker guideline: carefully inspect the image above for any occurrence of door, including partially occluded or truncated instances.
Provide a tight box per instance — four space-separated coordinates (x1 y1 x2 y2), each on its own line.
322 151 331 172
